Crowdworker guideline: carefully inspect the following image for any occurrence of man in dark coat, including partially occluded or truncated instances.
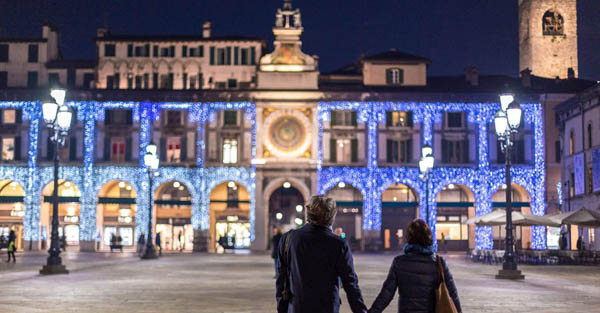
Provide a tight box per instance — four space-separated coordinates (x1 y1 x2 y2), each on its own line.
271 227 283 278
276 195 367 313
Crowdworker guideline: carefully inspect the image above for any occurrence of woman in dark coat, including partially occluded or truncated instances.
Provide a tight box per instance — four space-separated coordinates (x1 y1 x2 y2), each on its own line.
368 219 461 313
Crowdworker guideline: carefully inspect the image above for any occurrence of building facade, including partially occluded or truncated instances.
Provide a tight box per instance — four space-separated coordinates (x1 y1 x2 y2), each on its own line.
555 84 600 251
0 0 595 252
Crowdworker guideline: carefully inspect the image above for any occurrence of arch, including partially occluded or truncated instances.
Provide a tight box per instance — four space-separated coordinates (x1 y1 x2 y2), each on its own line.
0 180 26 250
380 183 419 250
435 183 475 251
40 179 82 247
96 180 137 250
268 185 305 230
263 177 311 207
153 180 194 252
208 180 251 253
490 183 533 250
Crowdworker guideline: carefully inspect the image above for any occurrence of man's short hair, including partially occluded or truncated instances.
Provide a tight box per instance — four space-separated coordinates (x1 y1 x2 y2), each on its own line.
306 195 337 227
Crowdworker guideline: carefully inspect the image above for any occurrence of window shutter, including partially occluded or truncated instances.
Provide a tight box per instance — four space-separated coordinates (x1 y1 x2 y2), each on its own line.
127 44 133 57
182 46 188 57
462 139 469 163
14 136 21 161
180 136 187 161
199 45 204 57
15 110 22 124
0 110 3 124
386 139 393 163
398 69 404 84
103 137 110 161
125 137 132 161
250 47 256 65
386 112 392 127
226 47 232 65
153 73 158 89
153 45 158 57
47 136 54 161
351 138 358 163
234 47 239 65
555 140 561 163
386 69 392 84
351 111 358 126
407 138 413 163
170 46 175 57
210 47 215 65
330 111 337 126
69 136 76 161
407 111 413 127
126 110 133 125
330 138 337 163
144 44 150 57
160 137 167 162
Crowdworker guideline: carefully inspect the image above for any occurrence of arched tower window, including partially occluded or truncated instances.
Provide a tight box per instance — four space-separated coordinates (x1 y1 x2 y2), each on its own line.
588 123 593 149
569 130 575 155
543 10 564 36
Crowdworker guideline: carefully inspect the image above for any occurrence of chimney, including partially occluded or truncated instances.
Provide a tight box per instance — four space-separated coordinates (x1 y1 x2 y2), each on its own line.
464 66 479 87
520 68 532 88
203 22 212 38
97 28 108 38
567 67 575 79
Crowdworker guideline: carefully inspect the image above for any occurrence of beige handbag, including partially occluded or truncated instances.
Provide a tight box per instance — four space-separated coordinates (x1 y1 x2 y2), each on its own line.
436 256 459 313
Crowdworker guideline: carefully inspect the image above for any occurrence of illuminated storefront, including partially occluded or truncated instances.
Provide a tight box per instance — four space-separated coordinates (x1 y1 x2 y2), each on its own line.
435 184 474 251
155 181 193 251
210 181 251 252
381 184 418 250
0 180 25 250
97 181 137 249
41 180 81 247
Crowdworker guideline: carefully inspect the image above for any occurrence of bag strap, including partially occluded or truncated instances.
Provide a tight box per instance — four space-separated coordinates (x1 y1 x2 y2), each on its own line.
437 255 446 285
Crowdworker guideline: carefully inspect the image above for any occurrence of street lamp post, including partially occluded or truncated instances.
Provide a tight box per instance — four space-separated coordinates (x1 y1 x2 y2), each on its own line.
141 142 159 259
494 93 525 280
419 145 434 224
40 87 72 275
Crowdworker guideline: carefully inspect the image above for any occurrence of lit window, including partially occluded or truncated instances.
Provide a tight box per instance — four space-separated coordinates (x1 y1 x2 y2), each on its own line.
2 137 14 160
111 137 125 162
166 137 181 163
386 111 412 127
223 138 238 164
2 109 15 124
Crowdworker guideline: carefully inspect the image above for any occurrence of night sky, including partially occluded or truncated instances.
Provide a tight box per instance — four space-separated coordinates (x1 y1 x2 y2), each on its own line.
2 0 599 79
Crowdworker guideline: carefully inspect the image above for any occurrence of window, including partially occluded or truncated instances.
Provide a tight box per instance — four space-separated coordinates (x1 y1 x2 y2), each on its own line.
182 46 188 57
0 72 6 88
588 124 593 149
161 47 170 57
166 110 182 126
127 44 133 57
0 44 9 62
446 112 464 128
386 68 404 85
241 48 249 65
442 139 469 164
153 45 159 57
111 137 126 162
331 110 357 127
543 10 564 36
105 109 133 125
386 111 412 127
134 46 143 57
135 75 143 89
588 167 593 194
1 138 14 160
48 73 60 86
217 48 227 65
106 75 115 89
160 74 172 89
28 44 38 62
555 140 561 163
386 139 412 163
228 79 237 89
166 137 181 163
569 131 575 155
223 138 238 164
569 173 575 197
104 44 116 57
223 110 238 126
330 138 358 163
2 109 16 124
27 72 38 88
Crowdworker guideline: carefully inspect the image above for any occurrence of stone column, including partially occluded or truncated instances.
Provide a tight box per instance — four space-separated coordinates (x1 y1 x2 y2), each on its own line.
251 169 267 251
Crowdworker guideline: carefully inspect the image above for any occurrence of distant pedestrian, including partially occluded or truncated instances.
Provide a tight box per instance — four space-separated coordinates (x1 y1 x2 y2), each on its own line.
368 219 461 313
271 227 282 278
577 235 584 253
137 233 146 255
559 233 567 250
155 232 162 256
276 195 367 313
440 232 448 254
60 233 67 251
178 231 184 252
6 230 16 263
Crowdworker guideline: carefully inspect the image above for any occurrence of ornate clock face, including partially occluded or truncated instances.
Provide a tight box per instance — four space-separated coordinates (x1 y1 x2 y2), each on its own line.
269 116 306 152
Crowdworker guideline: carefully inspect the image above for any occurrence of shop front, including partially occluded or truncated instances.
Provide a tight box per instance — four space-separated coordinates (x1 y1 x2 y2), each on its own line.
41 180 81 248
97 181 137 250
381 184 419 251
0 180 25 250
209 181 250 253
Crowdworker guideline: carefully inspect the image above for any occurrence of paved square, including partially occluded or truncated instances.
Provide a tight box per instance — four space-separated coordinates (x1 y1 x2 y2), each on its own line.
0 251 598 312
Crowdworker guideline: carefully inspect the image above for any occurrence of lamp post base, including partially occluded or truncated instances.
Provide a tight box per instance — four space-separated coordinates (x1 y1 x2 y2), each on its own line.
495 269 524 280
141 244 158 259
40 264 69 275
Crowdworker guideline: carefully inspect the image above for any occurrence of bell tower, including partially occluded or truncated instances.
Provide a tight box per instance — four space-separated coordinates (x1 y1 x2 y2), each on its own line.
519 0 578 79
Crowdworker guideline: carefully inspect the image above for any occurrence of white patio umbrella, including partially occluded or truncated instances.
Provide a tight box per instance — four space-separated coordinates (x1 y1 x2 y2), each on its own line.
488 211 561 227
465 209 506 225
550 207 600 227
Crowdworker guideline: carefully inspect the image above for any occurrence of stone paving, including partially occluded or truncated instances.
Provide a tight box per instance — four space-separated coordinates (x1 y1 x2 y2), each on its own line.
0 250 598 313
